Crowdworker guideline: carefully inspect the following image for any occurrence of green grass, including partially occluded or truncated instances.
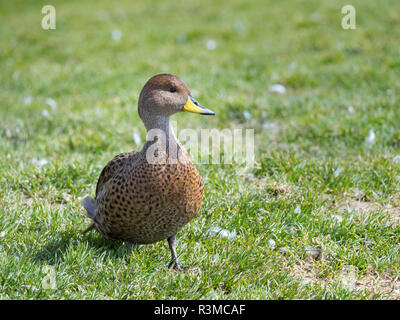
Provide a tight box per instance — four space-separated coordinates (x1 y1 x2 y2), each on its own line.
1 0 400 299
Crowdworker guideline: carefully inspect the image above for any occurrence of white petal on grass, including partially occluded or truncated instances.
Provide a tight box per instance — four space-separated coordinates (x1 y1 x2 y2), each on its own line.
219 229 236 239
206 226 222 237
348 105 355 114
32 158 48 167
206 227 236 240
333 167 343 177
268 84 286 94
365 129 376 146
267 238 276 249
111 29 122 41
24 96 33 105
45 98 57 111
205 39 217 50
294 205 302 214
132 132 142 147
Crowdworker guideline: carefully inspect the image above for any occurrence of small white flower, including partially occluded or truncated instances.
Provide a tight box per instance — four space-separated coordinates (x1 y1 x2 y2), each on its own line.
111 29 122 41
205 39 217 50
268 84 286 94
0 231 6 237
393 155 400 164
348 105 355 113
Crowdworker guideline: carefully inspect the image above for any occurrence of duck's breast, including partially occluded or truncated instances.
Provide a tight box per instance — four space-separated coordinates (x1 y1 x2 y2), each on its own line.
94 159 204 244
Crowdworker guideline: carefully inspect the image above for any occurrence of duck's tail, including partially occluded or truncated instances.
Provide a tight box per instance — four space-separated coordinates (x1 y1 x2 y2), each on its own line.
82 196 96 219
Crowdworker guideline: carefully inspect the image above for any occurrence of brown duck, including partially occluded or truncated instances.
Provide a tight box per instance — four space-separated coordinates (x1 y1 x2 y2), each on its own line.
82 74 215 270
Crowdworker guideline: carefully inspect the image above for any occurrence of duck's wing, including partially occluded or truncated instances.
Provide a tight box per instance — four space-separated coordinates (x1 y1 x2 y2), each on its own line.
95 151 137 198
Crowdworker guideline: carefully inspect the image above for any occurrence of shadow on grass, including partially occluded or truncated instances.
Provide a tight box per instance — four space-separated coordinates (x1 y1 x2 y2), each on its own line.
33 228 132 265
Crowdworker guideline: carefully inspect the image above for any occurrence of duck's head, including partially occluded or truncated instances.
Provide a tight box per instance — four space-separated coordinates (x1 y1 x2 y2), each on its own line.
138 74 214 125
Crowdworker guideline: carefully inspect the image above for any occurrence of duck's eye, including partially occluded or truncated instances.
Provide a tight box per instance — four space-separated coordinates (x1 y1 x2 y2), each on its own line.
169 87 177 93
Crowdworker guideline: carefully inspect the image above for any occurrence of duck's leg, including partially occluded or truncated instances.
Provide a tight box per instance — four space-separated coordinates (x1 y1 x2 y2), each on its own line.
167 235 186 271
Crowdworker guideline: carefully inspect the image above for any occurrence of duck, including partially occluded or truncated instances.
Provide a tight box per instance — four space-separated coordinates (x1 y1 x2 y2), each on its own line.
81 73 215 270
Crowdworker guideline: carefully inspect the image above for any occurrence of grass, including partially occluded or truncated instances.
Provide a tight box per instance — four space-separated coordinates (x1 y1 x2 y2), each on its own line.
1 0 400 299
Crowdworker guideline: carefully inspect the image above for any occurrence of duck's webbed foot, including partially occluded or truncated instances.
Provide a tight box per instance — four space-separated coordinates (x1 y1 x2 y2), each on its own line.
167 260 187 271
167 235 189 272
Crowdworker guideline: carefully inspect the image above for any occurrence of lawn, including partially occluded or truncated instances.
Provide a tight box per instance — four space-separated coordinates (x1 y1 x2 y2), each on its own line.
1 0 400 299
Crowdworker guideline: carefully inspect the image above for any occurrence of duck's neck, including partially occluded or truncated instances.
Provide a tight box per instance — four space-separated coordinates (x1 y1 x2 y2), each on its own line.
143 114 181 158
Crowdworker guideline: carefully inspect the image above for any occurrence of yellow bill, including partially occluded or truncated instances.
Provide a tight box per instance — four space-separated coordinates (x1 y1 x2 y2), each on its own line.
183 96 215 115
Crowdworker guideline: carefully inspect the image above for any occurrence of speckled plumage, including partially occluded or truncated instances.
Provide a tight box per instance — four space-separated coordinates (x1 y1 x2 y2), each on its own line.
93 146 204 244
82 74 214 270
